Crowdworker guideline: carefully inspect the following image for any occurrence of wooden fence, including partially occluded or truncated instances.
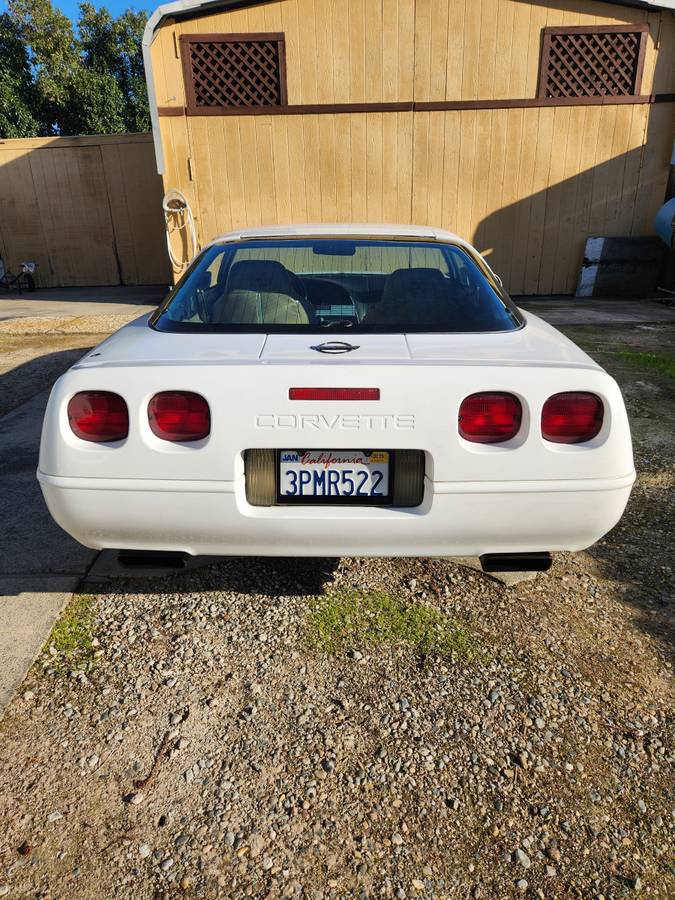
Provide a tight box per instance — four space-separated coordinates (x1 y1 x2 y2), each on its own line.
0 133 170 288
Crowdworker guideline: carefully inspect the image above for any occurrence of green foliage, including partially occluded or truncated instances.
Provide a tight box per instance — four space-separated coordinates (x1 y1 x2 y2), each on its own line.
63 67 128 135
1 0 150 138
47 592 96 672
0 11 41 136
615 348 675 380
306 590 480 665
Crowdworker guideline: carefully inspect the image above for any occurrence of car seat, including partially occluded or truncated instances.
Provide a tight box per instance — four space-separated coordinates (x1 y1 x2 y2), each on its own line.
363 268 450 327
215 260 313 325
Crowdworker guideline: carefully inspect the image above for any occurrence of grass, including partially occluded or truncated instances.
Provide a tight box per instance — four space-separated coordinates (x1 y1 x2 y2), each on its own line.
306 590 479 665
46 593 96 672
614 348 675 380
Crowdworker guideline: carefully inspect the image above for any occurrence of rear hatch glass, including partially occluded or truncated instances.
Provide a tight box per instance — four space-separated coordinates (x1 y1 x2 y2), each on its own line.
152 238 523 334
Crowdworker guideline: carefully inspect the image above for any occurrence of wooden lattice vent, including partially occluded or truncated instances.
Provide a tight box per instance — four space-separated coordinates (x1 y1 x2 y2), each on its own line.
538 25 649 99
181 34 287 113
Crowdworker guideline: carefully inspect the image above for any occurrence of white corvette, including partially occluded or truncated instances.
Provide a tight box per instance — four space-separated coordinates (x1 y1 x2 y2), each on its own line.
38 225 635 573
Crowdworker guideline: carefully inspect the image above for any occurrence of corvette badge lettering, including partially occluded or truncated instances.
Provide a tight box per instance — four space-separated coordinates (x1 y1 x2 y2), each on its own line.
255 414 415 430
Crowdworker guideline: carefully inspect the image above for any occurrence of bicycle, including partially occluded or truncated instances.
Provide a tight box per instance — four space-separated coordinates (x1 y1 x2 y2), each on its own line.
0 258 37 293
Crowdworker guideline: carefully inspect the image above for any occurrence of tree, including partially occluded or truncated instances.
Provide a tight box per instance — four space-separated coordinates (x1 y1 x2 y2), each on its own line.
78 4 150 132
1 0 150 138
0 12 41 136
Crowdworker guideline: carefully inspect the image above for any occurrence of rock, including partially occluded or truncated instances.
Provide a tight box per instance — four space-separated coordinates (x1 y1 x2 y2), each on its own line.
139 843 151 859
545 866 557 877
515 849 531 869
248 833 265 858
392 833 404 846
160 856 174 871
47 811 63 823
126 792 145 805
516 880 528 893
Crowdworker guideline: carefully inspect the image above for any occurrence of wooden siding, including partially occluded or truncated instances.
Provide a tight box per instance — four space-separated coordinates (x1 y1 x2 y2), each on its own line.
152 0 668 110
150 0 675 294
412 0 664 102
0 134 170 288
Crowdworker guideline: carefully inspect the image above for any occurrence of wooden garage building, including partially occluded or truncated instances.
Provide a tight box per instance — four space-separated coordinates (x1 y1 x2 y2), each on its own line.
144 0 675 294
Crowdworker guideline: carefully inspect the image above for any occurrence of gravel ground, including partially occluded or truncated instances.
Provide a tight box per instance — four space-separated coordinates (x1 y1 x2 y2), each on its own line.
0 313 144 337
0 324 672 899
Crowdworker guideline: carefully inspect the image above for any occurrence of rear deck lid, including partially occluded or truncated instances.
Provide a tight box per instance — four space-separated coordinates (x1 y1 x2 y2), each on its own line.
259 334 410 361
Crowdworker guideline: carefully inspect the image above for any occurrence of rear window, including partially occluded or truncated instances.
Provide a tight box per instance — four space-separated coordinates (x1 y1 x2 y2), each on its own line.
152 239 522 334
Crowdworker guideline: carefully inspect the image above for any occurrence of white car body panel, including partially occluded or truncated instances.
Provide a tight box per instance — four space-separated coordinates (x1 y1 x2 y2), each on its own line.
37 226 635 558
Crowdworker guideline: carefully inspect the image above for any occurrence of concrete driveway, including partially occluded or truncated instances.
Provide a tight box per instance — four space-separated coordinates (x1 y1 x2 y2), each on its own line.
0 284 165 321
0 290 673 717
0 390 96 712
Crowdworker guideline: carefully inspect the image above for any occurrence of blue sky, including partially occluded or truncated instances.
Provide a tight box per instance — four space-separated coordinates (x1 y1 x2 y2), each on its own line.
0 0 152 22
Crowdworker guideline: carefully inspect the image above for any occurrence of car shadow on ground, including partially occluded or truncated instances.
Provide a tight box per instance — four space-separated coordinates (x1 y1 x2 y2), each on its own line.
585 522 674 657
86 554 343 600
0 341 96 417
560 323 675 661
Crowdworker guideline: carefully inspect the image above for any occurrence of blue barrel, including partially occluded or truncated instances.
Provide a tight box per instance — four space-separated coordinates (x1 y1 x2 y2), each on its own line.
655 197 675 249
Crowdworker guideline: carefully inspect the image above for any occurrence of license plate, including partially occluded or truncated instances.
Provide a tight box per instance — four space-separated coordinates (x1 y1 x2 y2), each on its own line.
278 450 390 500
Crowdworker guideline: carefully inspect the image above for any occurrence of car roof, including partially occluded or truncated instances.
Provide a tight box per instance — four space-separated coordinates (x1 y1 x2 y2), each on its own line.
208 223 472 249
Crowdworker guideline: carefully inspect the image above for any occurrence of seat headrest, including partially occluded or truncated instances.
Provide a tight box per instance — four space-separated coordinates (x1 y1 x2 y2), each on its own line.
305 280 353 306
226 259 299 296
383 268 448 303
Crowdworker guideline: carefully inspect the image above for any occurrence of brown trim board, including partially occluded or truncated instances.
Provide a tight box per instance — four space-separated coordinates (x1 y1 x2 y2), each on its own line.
158 94 673 118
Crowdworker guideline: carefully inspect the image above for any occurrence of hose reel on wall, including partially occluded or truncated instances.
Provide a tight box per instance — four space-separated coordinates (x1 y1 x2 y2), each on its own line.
162 189 198 275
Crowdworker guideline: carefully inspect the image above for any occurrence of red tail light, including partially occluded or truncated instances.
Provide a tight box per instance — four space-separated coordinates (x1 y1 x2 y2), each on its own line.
459 392 522 443
542 392 603 443
68 391 128 442
289 387 380 401
148 391 210 442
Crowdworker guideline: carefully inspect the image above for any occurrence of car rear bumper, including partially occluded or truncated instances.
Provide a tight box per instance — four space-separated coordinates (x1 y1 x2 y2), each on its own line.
37 470 635 557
